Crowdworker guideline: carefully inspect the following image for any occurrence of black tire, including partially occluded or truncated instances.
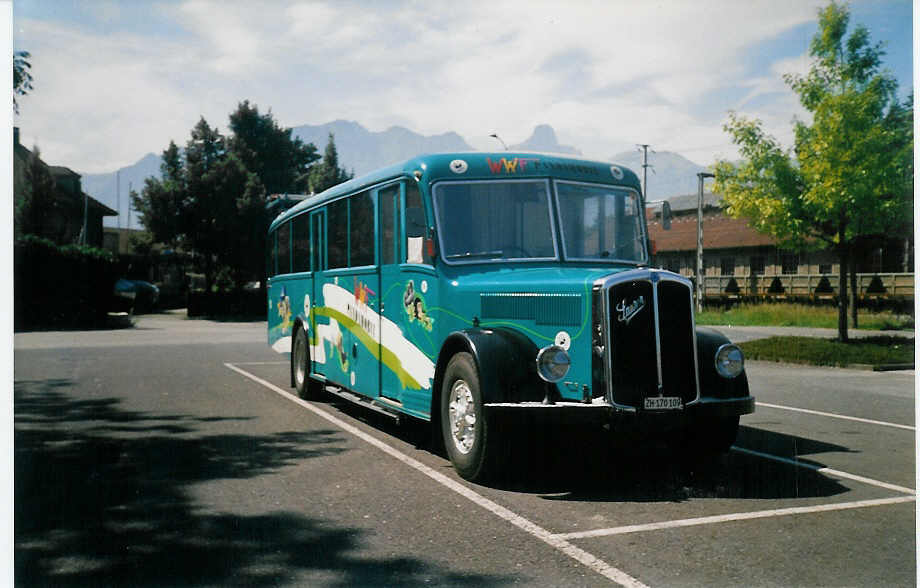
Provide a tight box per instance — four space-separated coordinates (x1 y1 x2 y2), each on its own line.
689 415 740 455
292 326 317 400
440 352 500 482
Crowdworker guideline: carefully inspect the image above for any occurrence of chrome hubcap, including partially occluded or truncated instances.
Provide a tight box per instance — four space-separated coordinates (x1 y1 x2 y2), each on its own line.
448 379 476 454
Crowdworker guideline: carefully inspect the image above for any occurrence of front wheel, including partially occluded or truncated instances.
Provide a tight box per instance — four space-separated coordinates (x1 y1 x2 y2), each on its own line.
440 353 501 482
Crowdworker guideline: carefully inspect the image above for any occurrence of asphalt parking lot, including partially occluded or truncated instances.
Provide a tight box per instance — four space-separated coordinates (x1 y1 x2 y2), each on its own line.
14 314 916 586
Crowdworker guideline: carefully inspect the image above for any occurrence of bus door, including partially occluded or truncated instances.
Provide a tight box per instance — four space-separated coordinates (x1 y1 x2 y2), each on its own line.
378 181 438 415
340 191 380 400
312 193 381 398
377 183 402 402
309 209 326 378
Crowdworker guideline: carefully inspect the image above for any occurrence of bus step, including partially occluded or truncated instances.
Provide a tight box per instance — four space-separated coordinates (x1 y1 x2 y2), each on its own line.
324 385 402 424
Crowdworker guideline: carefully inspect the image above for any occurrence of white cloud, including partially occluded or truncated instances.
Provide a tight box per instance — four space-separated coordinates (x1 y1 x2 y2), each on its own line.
14 0 852 172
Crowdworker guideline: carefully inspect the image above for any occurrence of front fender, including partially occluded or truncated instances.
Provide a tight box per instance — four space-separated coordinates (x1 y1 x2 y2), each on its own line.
695 327 751 400
435 328 547 406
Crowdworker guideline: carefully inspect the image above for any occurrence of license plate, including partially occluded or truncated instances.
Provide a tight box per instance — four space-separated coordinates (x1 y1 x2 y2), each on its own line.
644 396 683 410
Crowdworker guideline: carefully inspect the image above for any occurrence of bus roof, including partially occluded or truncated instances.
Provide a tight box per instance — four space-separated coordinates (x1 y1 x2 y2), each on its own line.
269 152 642 230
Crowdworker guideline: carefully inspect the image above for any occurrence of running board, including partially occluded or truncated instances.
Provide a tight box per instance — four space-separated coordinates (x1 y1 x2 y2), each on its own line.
323 384 403 424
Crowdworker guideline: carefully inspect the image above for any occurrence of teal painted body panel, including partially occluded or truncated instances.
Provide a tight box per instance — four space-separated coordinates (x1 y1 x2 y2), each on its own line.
268 151 650 417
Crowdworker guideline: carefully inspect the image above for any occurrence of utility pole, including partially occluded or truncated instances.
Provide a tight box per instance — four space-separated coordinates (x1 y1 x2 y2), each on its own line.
636 144 654 207
696 172 714 313
127 182 132 230
116 170 120 230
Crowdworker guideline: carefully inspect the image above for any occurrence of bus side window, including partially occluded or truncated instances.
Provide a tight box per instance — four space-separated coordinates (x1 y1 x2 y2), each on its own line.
292 214 309 273
278 221 291 275
379 184 399 265
405 181 432 265
268 230 277 277
311 211 325 272
350 191 374 267
327 199 348 269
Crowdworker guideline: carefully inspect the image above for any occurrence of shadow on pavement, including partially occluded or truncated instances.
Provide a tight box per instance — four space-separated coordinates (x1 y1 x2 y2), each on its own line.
339 399 854 502
309 386 856 504
478 423 853 501
15 380 512 587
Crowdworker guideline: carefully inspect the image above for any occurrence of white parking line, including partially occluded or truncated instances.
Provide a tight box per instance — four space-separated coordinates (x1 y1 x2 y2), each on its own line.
553 496 916 540
224 362 648 588
756 402 915 431
731 446 916 495
231 361 288 366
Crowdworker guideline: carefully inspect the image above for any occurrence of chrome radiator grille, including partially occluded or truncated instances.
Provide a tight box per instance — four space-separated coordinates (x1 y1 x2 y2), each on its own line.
593 270 699 409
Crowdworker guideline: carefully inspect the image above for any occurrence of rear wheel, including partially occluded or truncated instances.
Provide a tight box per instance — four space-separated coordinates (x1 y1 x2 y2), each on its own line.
292 326 317 400
440 353 501 482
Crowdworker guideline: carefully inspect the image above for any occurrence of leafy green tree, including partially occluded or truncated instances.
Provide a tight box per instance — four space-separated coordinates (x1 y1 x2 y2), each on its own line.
13 50 32 114
135 102 321 300
133 118 265 294
208 153 266 291
308 133 353 194
714 2 911 342
15 146 57 239
226 101 318 289
132 141 186 248
227 100 319 194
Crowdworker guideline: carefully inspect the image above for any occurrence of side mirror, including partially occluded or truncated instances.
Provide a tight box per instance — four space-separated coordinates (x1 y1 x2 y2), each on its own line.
661 201 671 231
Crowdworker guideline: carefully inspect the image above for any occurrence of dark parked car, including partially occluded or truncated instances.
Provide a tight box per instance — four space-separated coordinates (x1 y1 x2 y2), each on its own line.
112 279 160 314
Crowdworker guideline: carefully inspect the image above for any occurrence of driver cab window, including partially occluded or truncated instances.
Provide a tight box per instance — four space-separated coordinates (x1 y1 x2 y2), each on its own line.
405 181 433 265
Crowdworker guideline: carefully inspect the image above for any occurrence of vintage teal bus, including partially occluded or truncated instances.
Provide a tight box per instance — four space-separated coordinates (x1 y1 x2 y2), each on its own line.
267 152 754 481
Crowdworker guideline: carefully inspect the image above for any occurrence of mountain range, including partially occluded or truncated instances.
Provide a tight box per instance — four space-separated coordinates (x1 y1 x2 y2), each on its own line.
81 122 706 230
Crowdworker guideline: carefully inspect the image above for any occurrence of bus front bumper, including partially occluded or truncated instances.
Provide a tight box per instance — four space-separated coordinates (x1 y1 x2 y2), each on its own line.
484 395 755 428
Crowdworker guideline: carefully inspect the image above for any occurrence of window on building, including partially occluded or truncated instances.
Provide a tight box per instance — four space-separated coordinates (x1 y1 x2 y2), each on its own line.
750 255 765 275
781 253 798 275
720 257 734 276
871 248 883 273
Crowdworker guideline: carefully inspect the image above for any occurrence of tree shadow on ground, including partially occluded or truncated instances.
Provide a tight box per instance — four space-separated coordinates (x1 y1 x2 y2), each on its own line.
15 380 512 587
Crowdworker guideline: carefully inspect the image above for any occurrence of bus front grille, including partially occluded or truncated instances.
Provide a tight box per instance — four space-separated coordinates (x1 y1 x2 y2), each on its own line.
603 272 698 409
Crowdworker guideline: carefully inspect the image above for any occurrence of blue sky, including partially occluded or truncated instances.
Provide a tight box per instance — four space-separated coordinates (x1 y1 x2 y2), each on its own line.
11 0 914 174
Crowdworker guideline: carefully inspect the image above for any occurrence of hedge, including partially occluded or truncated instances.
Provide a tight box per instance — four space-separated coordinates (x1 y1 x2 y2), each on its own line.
15 235 120 330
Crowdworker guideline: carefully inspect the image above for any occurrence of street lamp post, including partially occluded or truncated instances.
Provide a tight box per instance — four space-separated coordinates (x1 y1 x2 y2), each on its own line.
489 133 508 151
696 172 714 313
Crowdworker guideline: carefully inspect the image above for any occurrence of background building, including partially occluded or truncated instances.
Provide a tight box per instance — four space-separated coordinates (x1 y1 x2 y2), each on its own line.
13 127 116 247
647 192 913 301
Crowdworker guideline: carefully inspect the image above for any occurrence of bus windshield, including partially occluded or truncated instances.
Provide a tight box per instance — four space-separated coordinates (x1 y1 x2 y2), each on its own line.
555 181 646 263
433 180 557 262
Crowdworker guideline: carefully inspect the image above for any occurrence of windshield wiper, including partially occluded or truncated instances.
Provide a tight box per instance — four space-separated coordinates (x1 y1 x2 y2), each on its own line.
445 250 503 260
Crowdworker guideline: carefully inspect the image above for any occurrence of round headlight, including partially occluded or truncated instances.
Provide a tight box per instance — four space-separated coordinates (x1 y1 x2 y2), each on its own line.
536 345 571 383
714 343 744 379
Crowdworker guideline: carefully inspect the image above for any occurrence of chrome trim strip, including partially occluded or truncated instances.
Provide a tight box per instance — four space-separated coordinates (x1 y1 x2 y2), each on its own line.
484 401 612 409
651 275 663 394
682 272 703 406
